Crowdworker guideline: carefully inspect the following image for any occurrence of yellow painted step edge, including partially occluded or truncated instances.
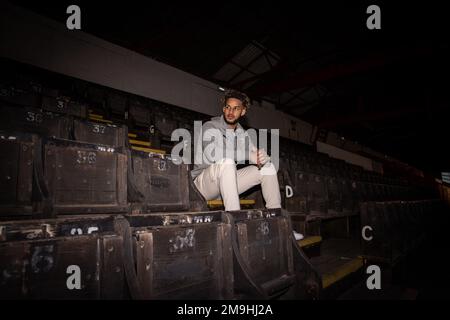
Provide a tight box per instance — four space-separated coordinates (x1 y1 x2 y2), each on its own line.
131 145 166 155
88 113 104 119
129 139 151 147
297 236 322 248
322 257 364 289
207 199 256 207
88 117 113 124
128 133 137 138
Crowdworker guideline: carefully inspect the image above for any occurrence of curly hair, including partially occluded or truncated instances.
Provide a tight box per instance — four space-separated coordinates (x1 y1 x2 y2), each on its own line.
221 89 251 109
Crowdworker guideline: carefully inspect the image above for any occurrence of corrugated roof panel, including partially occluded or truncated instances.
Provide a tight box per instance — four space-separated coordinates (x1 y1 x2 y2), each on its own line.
247 55 273 74
232 43 262 66
214 62 241 81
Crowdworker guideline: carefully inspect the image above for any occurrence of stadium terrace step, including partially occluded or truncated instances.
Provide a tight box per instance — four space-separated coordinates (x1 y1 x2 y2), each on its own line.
322 257 364 290
297 235 322 258
207 199 256 209
130 145 166 155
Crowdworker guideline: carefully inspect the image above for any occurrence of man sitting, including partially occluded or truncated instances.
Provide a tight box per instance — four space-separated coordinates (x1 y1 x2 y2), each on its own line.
191 89 281 211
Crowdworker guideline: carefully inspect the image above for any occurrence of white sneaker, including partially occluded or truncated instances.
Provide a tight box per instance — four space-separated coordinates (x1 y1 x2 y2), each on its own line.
293 231 304 240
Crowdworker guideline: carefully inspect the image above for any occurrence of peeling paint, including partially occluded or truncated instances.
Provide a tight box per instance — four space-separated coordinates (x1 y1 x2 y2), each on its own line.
42 224 54 238
31 245 54 273
193 215 213 224
169 228 195 253
163 216 171 226
258 221 270 236
70 228 83 235
87 226 99 234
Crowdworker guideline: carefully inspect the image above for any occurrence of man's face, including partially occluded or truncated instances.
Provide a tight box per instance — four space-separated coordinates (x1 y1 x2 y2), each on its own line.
223 98 247 125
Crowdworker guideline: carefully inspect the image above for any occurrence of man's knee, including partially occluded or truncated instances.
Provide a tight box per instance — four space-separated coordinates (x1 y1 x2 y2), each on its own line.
246 165 262 182
216 158 237 176
260 163 277 177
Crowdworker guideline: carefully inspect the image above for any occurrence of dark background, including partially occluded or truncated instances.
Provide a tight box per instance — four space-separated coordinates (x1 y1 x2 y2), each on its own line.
10 0 450 178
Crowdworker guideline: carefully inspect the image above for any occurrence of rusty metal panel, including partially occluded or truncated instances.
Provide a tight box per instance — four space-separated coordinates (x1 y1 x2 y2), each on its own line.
133 218 230 299
237 223 249 265
136 231 154 299
217 223 234 299
0 104 70 139
228 209 296 298
0 133 34 216
73 119 127 148
0 234 124 299
41 96 87 118
44 138 128 214
129 150 190 212
0 215 115 242
101 234 124 299
128 211 228 299
237 217 287 285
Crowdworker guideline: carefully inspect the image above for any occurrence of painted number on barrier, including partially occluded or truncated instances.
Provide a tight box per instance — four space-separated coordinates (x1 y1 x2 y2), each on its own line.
26 111 43 124
76 151 96 164
56 99 66 109
92 124 106 134
169 229 196 253
258 221 270 236
362 225 373 241
285 185 293 198
158 159 167 171
193 216 213 224
70 226 99 235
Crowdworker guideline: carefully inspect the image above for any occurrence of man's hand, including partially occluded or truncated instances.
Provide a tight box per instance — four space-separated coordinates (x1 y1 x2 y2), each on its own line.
257 149 270 167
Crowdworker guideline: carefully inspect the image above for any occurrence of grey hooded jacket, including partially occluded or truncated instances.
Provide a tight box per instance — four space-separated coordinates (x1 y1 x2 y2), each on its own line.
190 115 256 179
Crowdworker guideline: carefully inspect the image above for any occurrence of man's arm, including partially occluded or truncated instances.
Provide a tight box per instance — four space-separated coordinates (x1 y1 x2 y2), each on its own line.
201 121 224 165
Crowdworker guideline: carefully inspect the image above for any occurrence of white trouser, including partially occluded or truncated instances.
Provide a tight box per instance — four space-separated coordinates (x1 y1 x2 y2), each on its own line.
193 159 281 211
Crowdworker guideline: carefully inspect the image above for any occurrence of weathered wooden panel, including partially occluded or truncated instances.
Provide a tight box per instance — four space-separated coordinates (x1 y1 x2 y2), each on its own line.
128 150 189 212
41 96 87 118
0 234 124 299
73 119 127 148
226 209 297 299
0 104 70 139
130 212 233 299
44 138 128 214
0 132 34 216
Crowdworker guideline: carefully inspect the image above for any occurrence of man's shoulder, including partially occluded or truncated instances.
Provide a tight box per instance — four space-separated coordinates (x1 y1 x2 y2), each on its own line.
203 116 223 129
